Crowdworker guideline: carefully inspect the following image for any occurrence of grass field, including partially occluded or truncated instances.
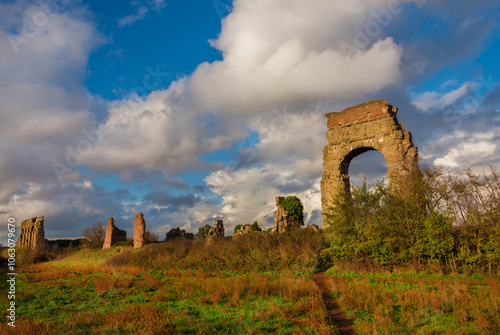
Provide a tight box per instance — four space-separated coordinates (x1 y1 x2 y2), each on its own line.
1 229 500 334
0 230 334 334
325 263 500 334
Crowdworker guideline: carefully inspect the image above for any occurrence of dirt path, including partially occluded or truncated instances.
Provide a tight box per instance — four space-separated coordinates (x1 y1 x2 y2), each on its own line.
309 272 356 335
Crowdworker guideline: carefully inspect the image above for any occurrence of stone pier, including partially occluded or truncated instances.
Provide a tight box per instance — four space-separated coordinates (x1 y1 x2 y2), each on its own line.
17 217 45 250
103 217 127 249
133 213 146 248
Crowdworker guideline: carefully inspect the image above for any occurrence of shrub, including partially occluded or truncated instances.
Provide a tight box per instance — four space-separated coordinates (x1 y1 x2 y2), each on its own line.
144 229 159 242
324 166 500 274
196 224 211 240
107 228 324 274
165 227 195 241
282 196 304 225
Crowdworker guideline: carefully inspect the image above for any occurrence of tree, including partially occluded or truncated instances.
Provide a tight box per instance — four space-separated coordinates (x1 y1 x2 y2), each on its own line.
282 196 304 225
234 224 243 234
82 221 105 245
250 221 262 231
197 224 211 240
144 229 159 242
166 227 195 241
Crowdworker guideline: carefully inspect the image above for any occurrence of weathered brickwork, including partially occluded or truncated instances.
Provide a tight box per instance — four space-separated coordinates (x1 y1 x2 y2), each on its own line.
133 213 146 248
103 217 127 249
206 220 225 244
321 100 419 229
18 217 45 250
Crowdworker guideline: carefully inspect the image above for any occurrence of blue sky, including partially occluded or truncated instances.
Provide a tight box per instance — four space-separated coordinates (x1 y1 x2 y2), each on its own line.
1 0 499 239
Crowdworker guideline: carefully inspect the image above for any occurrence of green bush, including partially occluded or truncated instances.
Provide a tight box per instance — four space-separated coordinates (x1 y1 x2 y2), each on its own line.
324 166 500 274
282 196 304 225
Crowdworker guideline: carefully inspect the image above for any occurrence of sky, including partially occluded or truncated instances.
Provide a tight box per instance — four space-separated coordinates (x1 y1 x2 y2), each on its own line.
1 0 499 240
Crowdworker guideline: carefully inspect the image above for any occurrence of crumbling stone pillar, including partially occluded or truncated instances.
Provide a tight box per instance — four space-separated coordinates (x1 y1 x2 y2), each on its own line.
321 100 419 229
272 197 301 233
206 220 225 244
133 213 146 248
17 217 45 250
103 217 127 249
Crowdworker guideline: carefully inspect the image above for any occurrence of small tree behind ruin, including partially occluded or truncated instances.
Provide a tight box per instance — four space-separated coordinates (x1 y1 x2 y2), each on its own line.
82 221 105 245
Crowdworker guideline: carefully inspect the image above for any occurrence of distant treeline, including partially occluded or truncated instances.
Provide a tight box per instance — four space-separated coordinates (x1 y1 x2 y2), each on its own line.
324 166 500 274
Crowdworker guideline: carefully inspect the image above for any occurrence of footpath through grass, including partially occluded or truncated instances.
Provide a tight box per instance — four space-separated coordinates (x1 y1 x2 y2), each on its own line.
325 263 500 334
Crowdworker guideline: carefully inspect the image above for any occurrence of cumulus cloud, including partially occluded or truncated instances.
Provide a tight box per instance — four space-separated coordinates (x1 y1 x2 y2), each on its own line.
0 1 103 202
189 0 409 113
79 85 246 173
432 131 500 169
0 180 133 238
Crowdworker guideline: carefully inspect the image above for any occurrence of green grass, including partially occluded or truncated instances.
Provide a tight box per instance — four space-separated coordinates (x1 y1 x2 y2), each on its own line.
0 230 332 334
324 264 500 334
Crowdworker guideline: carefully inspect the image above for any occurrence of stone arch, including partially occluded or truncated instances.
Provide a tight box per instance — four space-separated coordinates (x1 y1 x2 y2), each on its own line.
321 100 418 229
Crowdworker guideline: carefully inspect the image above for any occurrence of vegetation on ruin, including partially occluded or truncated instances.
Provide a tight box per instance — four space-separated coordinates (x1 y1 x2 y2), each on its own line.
282 196 305 225
234 221 263 234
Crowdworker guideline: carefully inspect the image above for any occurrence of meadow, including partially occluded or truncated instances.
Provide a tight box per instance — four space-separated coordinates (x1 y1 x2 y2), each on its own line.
325 262 500 334
1 227 500 334
0 230 334 335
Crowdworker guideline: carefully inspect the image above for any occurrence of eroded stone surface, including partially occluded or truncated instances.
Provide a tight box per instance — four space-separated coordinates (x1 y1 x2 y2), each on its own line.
206 220 225 244
133 213 146 248
272 197 301 233
18 217 45 250
233 225 253 239
321 99 419 229
103 217 127 249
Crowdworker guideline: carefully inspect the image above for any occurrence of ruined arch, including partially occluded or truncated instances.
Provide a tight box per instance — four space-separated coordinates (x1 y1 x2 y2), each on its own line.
321 100 419 229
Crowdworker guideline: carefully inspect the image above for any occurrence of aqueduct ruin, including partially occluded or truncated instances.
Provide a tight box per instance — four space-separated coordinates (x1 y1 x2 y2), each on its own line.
321 99 419 229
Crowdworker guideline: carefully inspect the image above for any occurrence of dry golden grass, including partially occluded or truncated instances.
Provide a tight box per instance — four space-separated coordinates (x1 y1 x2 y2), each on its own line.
325 263 500 334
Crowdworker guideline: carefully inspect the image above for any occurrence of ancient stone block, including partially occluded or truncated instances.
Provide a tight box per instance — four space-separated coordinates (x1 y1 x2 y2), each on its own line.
103 217 127 249
206 220 225 244
321 100 419 229
272 197 301 233
233 225 253 239
133 213 146 248
17 217 45 250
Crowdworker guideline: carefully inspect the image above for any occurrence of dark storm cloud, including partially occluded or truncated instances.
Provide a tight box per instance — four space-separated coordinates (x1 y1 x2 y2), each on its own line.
144 190 198 208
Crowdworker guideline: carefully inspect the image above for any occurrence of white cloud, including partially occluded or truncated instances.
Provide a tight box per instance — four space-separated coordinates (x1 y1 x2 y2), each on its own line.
117 0 167 27
433 132 499 169
189 0 408 113
81 85 246 173
412 82 477 112
0 2 103 202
